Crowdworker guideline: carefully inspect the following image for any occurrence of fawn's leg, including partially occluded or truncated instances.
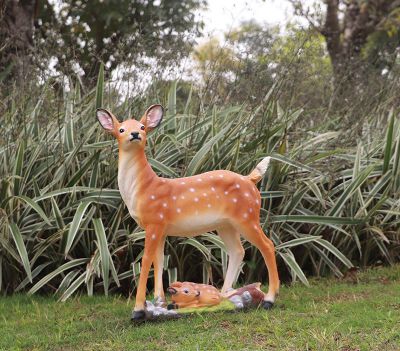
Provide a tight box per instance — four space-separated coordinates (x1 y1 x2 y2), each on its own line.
217 225 245 293
132 224 165 320
239 222 280 308
153 236 166 303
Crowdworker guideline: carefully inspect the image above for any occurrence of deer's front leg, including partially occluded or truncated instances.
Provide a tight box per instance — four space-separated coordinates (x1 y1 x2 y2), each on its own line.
153 236 166 304
132 225 165 321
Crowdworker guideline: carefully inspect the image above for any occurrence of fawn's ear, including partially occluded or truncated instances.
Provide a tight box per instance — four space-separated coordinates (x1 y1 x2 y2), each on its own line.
96 108 119 134
140 104 164 132
170 281 182 288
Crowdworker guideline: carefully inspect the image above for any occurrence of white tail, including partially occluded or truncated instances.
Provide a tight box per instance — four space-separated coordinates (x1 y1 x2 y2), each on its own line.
248 156 271 184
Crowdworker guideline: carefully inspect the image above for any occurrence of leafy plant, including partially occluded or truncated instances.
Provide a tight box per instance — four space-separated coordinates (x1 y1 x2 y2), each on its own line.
0 75 399 298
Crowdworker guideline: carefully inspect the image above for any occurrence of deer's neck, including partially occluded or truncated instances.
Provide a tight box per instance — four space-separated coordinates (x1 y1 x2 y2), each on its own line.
117 148 157 218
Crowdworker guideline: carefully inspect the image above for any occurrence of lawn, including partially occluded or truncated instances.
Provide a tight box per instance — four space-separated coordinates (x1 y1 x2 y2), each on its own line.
0 265 399 351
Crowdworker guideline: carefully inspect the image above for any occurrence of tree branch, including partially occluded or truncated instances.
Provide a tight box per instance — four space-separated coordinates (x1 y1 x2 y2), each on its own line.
287 0 323 32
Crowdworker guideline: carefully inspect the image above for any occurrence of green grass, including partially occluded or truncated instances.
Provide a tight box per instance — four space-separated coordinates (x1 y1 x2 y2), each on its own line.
1 265 399 351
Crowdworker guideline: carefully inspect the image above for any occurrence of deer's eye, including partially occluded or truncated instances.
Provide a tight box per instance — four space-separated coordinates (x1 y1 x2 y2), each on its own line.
183 289 189 294
140 125 145 130
119 128 125 133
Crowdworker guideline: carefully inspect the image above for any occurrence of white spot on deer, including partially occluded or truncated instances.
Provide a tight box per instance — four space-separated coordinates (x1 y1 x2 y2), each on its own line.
197 178 202 182
233 198 237 203
180 181 186 185
159 213 164 219
210 175 214 179
181 195 185 200
219 174 224 178
240 176 245 180
190 188 195 192
172 196 177 200
150 195 156 200
255 199 259 205
207 204 212 208
161 179 166 183
245 193 250 197
224 191 228 195
253 224 258 230
203 193 207 197
236 184 240 189
243 213 248 218
211 187 216 192
216 195 220 199
194 197 199 202
151 234 156 240
249 208 253 213
177 208 181 213
163 203 167 208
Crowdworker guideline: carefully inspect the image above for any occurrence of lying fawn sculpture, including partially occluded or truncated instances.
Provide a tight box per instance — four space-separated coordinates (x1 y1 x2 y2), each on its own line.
96 105 280 321
167 282 222 309
167 281 265 310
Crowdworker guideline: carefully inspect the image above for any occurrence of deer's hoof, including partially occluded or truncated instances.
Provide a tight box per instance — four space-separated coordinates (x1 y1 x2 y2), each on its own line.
262 300 274 310
154 296 167 308
131 310 146 322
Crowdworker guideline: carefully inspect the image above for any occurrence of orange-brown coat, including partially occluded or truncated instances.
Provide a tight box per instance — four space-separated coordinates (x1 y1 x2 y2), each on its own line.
167 282 222 309
96 105 280 320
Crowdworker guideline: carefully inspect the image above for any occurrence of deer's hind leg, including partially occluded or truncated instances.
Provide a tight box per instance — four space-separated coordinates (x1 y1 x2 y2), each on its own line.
238 222 280 309
217 225 245 293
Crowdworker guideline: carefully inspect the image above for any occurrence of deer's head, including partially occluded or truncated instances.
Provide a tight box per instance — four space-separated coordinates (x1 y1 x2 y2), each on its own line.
96 104 164 152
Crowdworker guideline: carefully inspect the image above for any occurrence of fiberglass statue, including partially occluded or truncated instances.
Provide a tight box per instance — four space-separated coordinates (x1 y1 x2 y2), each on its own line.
96 105 280 322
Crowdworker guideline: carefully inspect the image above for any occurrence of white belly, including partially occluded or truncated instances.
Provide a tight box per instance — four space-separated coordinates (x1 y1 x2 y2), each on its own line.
166 212 228 236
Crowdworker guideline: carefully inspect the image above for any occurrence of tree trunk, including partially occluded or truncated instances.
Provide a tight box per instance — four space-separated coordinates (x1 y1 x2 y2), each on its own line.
0 0 37 84
322 0 342 79
321 0 397 87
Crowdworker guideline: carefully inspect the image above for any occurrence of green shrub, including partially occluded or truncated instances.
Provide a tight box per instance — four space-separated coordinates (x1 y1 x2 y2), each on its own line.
0 75 399 299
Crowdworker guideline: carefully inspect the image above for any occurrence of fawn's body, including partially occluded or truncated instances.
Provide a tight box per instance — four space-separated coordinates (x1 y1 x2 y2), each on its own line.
167 281 222 309
97 105 280 320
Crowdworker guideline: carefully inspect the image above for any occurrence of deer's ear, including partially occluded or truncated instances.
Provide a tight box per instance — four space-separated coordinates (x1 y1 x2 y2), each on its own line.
140 104 164 132
96 108 119 133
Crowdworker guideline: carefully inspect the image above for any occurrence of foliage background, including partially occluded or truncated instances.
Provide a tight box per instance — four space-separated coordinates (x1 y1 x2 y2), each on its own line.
0 0 399 299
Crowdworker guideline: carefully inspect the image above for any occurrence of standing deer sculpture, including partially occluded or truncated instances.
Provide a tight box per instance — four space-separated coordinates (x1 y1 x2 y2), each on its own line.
96 105 280 321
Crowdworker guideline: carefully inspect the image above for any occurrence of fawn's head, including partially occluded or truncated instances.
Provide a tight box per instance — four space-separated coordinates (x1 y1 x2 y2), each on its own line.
167 282 200 302
96 104 164 151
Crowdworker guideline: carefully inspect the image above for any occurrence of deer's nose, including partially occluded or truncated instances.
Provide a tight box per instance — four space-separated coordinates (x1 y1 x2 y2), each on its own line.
131 132 139 138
